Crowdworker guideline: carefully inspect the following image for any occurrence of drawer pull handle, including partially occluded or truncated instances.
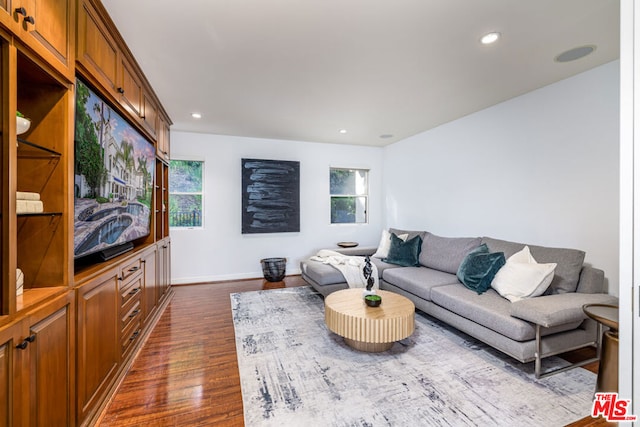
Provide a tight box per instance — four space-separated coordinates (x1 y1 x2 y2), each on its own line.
129 309 140 318
129 330 141 342
117 87 125 94
24 15 34 25
128 266 139 273
14 7 26 16
16 334 36 350
128 288 140 296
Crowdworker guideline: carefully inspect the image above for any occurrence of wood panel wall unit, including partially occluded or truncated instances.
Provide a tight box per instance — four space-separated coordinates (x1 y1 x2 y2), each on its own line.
0 0 172 423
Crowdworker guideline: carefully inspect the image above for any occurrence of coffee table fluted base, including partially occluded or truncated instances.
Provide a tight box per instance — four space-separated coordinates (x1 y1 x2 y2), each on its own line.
324 289 415 353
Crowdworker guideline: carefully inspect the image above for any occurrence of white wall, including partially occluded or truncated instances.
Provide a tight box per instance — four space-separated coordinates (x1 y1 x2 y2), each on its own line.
170 133 384 284
383 61 620 294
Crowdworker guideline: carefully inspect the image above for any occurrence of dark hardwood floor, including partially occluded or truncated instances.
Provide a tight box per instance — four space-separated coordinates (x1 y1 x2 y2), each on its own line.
98 277 612 426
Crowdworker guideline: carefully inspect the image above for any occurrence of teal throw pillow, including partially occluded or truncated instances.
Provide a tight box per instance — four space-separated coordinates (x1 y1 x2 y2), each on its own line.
384 233 422 267
456 243 506 294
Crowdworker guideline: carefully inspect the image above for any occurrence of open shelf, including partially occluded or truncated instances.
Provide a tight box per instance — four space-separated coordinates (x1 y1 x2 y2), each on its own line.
17 137 62 157
16 287 67 312
17 212 63 217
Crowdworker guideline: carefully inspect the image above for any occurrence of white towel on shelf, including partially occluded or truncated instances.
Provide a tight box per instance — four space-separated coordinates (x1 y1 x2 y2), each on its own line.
16 268 24 296
17 199 44 213
16 191 40 201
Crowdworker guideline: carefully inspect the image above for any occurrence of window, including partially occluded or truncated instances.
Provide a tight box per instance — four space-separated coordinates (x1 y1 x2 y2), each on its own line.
330 168 369 224
169 160 203 228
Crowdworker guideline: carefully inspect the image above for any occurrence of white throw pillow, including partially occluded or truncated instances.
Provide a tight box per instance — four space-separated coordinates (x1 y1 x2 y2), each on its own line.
372 230 408 258
491 246 556 302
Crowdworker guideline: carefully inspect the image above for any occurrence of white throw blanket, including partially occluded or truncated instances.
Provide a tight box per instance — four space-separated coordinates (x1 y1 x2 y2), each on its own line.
309 249 379 290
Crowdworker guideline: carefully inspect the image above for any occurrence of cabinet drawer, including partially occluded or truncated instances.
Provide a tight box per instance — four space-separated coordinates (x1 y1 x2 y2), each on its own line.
119 272 142 308
120 258 142 281
121 320 141 358
120 299 141 332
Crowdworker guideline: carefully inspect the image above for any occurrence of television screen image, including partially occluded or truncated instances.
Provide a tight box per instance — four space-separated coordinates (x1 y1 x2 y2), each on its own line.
74 79 155 259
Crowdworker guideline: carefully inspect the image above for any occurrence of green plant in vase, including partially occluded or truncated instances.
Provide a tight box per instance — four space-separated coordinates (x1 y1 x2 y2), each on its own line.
364 294 382 307
16 111 31 135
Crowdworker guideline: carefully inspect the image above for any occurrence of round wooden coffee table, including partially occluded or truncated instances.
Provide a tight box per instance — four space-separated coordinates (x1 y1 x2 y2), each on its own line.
324 289 415 352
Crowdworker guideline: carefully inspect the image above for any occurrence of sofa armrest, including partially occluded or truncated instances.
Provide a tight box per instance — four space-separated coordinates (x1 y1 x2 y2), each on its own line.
335 246 378 256
510 293 619 328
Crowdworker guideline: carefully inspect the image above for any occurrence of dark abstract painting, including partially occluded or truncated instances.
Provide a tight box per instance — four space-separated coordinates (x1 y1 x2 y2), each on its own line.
242 159 300 234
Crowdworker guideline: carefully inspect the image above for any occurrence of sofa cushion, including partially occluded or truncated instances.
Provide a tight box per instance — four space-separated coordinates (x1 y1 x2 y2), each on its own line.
482 237 585 294
510 292 619 328
430 284 582 341
301 257 397 286
384 234 422 267
457 244 505 295
419 233 482 274
382 267 459 301
491 246 557 302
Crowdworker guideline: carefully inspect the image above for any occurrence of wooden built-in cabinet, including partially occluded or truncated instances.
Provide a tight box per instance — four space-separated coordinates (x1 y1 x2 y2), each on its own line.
0 6 77 421
0 0 172 424
0 291 75 426
75 244 172 426
0 0 75 80
76 0 171 150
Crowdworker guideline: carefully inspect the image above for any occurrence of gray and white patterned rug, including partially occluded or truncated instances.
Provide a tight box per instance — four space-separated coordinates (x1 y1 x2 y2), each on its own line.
231 286 596 426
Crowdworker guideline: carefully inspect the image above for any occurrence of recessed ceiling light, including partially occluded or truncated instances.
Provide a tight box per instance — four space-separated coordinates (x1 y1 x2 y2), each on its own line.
480 32 501 45
339 129 347 134
191 112 202 119
554 45 596 63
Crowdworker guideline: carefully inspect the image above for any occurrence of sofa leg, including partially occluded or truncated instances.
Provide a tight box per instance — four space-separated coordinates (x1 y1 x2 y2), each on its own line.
534 324 600 379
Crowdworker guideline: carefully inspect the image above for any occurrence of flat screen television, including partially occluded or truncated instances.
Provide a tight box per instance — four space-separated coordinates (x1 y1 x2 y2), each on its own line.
73 78 155 261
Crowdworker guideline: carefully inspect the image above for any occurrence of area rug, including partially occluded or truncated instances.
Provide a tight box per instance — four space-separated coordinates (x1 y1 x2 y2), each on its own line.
231 286 596 426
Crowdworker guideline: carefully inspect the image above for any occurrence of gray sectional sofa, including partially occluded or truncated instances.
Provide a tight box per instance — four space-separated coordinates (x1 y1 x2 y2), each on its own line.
300 229 618 378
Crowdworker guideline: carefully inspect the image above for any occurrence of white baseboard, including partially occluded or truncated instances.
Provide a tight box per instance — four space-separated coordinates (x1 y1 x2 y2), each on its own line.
171 267 302 285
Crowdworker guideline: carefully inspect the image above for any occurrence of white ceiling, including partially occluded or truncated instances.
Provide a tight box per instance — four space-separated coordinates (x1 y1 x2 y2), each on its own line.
101 0 619 147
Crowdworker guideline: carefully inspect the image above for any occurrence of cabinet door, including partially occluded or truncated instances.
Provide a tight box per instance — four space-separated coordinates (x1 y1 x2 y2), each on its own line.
0 1 15 32
26 292 74 427
76 0 118 94
14 0 73 78
118 56 142 119
76 271 119 424
157 116 170 161
142 92 158 139
142 247 158 323
0 321 22 427
157 239 171 300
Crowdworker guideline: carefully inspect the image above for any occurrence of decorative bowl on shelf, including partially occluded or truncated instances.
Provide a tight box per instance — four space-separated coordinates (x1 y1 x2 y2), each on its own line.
337 241 359 248
16 116 31 135
364 294 382 307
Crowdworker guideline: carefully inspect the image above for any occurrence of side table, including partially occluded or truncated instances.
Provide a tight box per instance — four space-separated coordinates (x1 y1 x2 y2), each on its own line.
582 303 619 393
